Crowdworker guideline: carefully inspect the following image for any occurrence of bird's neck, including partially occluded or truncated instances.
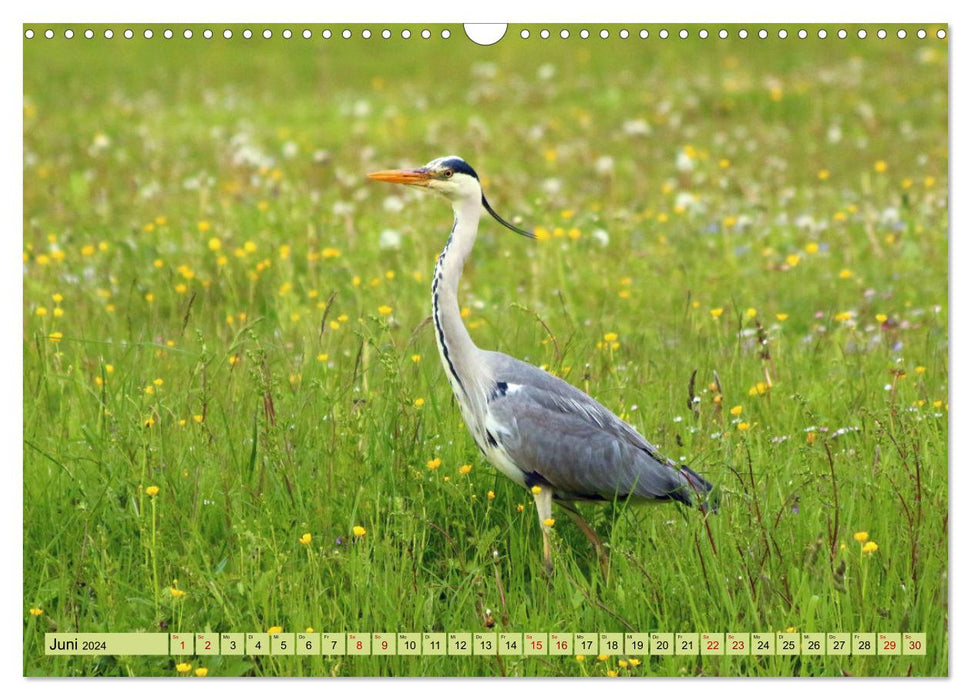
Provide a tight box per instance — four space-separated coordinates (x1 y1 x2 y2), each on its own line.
431 198 484 399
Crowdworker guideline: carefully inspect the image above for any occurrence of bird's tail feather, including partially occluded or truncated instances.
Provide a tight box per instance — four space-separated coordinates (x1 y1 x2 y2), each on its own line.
680 465 718 514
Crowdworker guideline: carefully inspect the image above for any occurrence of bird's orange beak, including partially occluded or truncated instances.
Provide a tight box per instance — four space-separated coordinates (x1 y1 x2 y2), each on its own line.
367 168 432 186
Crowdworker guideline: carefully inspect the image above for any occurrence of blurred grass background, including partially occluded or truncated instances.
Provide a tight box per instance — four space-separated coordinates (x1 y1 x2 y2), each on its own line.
23 24 947 676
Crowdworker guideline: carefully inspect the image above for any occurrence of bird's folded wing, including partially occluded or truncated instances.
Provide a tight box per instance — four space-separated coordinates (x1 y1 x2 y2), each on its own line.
486 381 688 502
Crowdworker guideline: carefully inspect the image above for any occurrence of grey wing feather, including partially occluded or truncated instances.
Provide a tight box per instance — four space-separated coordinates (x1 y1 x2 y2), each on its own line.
482 351 702 504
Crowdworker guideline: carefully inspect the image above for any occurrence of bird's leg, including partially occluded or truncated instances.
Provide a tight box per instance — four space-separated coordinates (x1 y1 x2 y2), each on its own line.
565 507 610 580
531 486 554 574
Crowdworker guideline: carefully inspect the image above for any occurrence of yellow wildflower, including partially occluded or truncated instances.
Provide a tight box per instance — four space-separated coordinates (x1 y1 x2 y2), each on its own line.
267 626 283 634
543 518 555 527
862 541 879 554
352 526 366 538
176 662 192 674
459 464 472 475
426 457 441 470
854 531 869 543
378 305 393 316
730 405 743 416
874 160 888 173
299 532 312 545
709 307 723 319
195 667 208 677
145 485 160 497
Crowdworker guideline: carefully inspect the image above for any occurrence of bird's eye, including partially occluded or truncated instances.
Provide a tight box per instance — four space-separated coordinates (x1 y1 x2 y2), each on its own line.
443 169 453 179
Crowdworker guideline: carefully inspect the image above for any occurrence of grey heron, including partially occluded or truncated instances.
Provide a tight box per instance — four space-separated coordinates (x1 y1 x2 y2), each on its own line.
368 156 714 574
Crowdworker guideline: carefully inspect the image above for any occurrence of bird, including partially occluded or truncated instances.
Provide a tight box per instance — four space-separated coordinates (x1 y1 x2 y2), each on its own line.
368 155 714 575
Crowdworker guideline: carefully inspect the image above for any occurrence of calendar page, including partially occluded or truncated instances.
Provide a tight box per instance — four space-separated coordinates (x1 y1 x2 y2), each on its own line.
22 20 948 679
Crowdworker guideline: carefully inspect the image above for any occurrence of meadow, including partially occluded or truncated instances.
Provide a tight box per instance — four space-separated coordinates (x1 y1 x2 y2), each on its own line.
23 24 948 676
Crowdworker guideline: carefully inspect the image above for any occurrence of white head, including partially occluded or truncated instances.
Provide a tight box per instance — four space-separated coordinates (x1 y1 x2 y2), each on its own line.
368 156 534 238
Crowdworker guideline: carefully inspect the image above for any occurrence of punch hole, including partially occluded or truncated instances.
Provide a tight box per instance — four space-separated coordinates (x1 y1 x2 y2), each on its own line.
778 29 788 39
520 29 529 39
718 29 728 39
144 29 153 39
579 29 589 39
184 29 193 39
659 29 668 39
758 29 767 39
619 29 629 39
857 29 867 39
323 29 332 39
64 29 74 39
540 29 550 39
363 29 372 39
699 29 709 39
937 29 946 39
124 29 133 39
25 29 34 39
877 29 886 39
382 29 391 39
560 29 569 39
638 29 648 39
441 29 451 39
421 29 430 39
282 29 291 39
85 29 94 39
242 29 252 39
464 24 506 46
164 29 173 39
342 29 352 39
600 29 608 39
105 29 113 38
738 29 748 39
798 29 807 39
818 29 828 39
679 29 688 39
263 29 272 39
837 29 847 39
202 29 211 39
897 29 906 39
302 29 311 39
917 29 926 39
45 29 54 39
223 29 232 39
401 29 411 39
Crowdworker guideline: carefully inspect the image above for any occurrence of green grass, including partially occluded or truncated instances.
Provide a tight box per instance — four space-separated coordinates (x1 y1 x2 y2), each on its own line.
23 24 948 677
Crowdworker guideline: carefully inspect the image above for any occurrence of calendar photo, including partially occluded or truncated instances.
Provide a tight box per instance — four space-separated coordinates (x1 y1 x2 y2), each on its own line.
22 22 948 677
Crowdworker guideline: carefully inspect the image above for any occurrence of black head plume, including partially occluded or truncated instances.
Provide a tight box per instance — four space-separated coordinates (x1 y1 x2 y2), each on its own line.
482 195 535 239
